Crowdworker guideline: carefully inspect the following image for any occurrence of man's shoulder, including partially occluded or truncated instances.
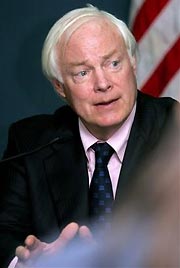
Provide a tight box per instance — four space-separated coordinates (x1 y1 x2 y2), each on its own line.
138 90 177 106
137 91 177 116
6 105 77 154
12 105 76 130
135 91 178 138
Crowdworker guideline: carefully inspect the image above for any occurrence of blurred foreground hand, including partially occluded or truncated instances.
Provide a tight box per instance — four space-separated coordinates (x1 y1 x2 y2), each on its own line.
15 222 93 268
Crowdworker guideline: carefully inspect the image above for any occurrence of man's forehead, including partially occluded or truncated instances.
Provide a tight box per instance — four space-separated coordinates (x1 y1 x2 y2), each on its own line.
55 18 125 66
59 16 120 47
65 49 122 67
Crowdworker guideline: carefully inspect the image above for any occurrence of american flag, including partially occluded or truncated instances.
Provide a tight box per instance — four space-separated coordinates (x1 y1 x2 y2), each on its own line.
129 0 180 101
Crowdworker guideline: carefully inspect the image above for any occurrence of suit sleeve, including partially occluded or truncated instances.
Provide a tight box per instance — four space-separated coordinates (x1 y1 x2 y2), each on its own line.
0 124 32 268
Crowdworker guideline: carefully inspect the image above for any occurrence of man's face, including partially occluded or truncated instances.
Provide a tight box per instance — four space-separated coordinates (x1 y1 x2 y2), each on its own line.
55 19 137 139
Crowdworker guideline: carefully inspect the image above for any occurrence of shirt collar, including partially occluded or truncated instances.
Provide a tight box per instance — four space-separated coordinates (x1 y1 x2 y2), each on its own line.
79 103 136 162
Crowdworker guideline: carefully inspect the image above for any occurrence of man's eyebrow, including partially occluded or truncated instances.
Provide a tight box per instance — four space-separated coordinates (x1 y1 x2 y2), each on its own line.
66 60 88 67
102 49 119 60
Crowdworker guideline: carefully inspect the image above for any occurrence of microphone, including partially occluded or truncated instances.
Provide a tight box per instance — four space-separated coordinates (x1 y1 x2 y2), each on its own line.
0 136 65 164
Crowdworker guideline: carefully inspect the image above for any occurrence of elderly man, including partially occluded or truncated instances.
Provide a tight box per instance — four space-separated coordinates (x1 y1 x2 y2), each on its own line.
0 5 176 268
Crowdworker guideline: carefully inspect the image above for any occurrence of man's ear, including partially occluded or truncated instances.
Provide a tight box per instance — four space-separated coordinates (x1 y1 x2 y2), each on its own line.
52 79 66 98
131 56 137 72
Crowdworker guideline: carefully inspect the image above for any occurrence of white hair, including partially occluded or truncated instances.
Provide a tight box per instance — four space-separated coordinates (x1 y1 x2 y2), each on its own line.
41 5 137 83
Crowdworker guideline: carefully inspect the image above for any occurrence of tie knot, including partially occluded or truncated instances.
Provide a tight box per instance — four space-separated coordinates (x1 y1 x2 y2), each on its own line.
91 142 114 166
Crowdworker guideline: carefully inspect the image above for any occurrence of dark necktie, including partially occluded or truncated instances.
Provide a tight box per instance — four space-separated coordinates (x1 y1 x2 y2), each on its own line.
89 142 114 228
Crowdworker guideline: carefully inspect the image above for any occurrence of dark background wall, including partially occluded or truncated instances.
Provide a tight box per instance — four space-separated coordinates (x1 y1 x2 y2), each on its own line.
0 0 131 156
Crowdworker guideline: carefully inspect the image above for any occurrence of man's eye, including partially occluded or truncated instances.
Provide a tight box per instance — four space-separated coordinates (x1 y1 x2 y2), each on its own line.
111 60 120 67
76 70 87 77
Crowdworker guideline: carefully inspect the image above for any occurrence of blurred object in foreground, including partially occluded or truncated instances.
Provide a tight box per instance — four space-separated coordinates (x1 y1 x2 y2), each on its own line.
99 103 180 267
29 105 180 267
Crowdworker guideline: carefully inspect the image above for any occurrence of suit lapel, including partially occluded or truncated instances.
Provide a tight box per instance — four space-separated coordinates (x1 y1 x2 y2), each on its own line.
39 106 90 227
43 133 89 227
115 92 153 204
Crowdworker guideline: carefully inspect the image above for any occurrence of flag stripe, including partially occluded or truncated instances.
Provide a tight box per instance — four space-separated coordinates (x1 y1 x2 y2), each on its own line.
130 0 180 101
161 69 180 100
132 0 170 42
129 0 145 28
136 0 179 88
141 37 180 97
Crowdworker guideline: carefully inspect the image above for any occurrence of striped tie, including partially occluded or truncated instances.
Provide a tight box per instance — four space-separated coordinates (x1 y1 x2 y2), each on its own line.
89 142 114 228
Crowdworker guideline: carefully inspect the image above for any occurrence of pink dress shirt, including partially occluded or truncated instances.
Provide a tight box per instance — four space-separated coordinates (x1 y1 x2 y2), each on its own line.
79 103 136 198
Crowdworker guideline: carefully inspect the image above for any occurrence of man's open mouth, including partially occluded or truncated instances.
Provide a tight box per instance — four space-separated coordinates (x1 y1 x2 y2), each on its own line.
95 98 118 106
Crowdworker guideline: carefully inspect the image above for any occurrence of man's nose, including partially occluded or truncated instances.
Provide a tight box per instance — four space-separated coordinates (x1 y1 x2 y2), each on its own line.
93 69 112 92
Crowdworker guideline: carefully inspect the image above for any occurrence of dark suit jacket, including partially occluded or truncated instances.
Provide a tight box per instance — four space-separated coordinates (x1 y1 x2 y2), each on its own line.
0 91 176 267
